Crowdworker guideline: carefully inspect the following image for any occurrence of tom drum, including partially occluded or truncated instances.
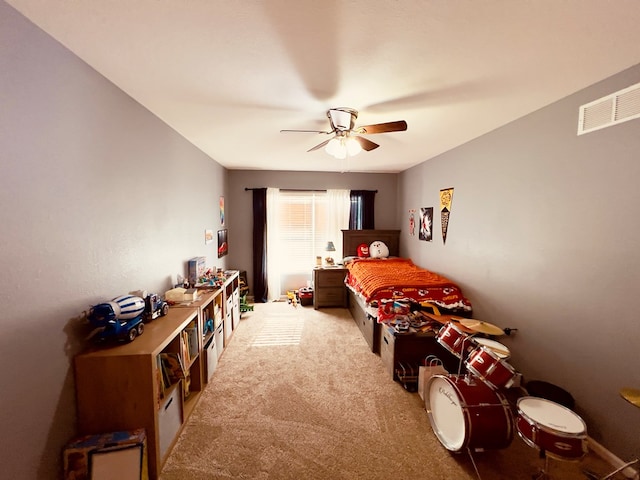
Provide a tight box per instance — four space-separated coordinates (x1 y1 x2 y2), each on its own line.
516 396 588 461
436 322 474 359
426 374 514 452
465 344 517 390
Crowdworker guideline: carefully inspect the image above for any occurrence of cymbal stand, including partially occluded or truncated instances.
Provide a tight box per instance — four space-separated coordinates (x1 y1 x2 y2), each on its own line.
457 334 476 378
584 458 639 480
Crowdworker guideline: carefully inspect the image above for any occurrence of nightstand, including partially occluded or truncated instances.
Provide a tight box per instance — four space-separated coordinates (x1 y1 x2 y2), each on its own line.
313 267 348 309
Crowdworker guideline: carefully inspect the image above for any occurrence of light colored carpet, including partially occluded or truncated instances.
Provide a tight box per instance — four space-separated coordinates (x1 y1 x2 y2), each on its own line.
161 302 615 480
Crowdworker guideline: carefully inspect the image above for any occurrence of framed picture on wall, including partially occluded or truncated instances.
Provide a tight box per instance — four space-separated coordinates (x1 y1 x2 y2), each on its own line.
217 229 228 258
419 207 433 241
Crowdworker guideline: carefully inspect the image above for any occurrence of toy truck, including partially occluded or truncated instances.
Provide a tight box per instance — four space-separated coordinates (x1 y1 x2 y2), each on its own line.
145 292 169 321
87 293 168 343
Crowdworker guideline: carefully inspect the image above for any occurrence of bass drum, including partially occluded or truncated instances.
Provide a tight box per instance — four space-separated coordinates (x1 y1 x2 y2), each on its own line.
426 375 514 452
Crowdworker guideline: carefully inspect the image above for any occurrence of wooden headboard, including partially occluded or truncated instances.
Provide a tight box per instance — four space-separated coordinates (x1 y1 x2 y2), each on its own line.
341 229 401 258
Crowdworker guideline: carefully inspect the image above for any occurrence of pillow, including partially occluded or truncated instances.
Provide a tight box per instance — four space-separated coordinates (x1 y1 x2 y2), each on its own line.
356 243 370 257
369 240 389 259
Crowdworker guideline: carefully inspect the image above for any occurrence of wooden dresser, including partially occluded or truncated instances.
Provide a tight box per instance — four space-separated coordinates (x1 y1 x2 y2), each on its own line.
313 267 348 309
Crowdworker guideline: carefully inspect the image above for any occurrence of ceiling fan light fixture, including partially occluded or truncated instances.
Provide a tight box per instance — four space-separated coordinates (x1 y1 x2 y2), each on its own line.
325 135 361 159
325 137 342 157
346 136 362 156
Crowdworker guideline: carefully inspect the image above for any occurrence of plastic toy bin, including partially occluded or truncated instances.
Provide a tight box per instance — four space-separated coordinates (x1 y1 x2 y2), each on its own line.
298 287 313 306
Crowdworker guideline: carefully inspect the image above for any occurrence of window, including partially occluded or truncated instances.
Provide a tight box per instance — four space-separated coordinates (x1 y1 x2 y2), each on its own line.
267 189 350 300
275 191 328 273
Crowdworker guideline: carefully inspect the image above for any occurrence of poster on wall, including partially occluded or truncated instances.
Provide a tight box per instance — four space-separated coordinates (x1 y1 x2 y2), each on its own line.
219 196 225 226
217 229 228 258
419 207 433 241
440 187 454 244
408 209 416 236
205 229 214 245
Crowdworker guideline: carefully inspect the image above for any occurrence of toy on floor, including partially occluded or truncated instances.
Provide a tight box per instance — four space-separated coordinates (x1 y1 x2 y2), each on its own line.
240 294 253 313
287 290 298 306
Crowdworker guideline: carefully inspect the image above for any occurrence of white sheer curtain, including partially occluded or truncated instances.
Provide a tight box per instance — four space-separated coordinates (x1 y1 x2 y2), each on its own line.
326 189 351 260
266 187 281 302
265 188 350 301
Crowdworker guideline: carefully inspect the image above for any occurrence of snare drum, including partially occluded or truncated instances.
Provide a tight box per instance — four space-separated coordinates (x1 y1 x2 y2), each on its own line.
465 344 517 390
436 322 473 358
426 374 514 452
516 396 588 461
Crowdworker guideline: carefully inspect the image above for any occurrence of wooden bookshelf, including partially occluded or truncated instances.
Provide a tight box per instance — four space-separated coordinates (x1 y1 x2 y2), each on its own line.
74 272 241 478
74 306 201 479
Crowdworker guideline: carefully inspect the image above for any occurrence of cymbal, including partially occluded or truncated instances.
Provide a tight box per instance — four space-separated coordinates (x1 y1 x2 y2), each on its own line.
620 388 640 408
459 319 505 336
421 313 476 333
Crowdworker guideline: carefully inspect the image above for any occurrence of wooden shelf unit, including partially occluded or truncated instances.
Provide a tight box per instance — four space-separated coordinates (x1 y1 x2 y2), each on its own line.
74 271 241 479
222 270 240 345
75 307 200 479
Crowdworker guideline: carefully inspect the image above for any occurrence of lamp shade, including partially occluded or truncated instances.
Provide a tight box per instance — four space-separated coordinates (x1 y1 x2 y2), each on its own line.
325 241 336 252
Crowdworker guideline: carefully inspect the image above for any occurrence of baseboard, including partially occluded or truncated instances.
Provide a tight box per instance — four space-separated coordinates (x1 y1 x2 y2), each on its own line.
588 436 639 479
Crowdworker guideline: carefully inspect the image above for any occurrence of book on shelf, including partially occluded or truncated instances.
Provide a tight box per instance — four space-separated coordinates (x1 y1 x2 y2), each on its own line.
182 321 199 362
159 352 186 385
156 355 168 407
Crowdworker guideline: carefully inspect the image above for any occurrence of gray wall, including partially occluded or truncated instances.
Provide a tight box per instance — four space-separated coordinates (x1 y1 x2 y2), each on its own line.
398 64 640 462
226 169 399 292
0 4 228 478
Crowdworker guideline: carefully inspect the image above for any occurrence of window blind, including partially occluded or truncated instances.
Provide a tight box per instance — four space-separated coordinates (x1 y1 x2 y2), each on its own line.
276 191 328 274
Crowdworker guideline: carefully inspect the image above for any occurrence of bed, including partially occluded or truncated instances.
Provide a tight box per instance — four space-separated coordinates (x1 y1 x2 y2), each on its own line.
341 229 472 353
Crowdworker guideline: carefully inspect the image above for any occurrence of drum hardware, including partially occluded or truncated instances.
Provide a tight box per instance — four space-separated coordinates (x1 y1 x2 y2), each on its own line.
453 334 475 377
583 389 639 480
582 458 639 480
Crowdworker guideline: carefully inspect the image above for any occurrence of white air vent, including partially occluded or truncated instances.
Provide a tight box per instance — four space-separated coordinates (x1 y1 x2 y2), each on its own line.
577 81 640 135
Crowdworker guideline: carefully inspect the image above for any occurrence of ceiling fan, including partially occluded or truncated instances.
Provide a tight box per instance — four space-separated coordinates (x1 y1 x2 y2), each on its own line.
280 108 407 158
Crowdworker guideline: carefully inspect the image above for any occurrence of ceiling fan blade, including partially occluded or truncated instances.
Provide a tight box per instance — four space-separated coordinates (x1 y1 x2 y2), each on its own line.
355 120 407 134
280 129 332 134
307 138 332 152
354 136 379 151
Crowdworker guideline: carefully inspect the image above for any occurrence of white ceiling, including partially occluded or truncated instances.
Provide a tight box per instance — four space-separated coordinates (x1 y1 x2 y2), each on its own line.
7 0 640 173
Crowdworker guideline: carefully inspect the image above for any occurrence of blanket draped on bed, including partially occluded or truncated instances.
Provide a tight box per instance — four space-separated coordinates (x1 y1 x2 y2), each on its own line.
345 257 472 312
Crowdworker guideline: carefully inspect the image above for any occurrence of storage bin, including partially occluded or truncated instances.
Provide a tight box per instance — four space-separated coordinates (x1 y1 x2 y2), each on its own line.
298 287 313 306
158 384 183 459
205 337 218 381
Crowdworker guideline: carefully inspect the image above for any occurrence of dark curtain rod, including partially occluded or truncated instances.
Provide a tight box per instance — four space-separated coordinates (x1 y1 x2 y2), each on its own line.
244 188 378 193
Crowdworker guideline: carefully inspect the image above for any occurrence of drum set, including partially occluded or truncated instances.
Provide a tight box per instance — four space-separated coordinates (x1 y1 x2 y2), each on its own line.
424 316 589 479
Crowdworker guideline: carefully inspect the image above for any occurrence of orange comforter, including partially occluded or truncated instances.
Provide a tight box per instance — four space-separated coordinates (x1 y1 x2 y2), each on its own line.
345 257 472 312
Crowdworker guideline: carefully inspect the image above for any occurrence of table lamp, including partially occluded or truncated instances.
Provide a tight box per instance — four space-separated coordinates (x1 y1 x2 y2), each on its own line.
324 241 336 265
